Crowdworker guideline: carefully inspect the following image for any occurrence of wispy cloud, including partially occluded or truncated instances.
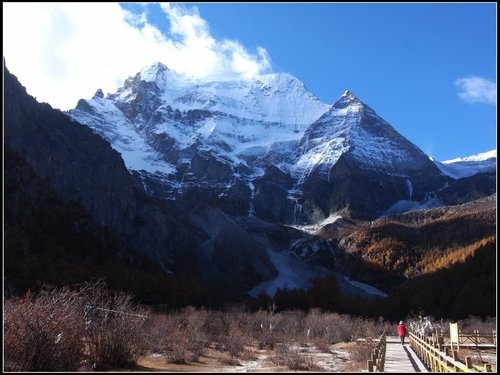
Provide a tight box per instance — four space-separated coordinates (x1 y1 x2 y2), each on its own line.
159 3 271 79
3 3 272 110
454 77 496 105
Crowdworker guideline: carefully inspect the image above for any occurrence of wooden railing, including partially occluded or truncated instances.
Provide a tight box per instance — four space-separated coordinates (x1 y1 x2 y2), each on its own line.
367 330 386 372
409 331 494 372
439 330 497 348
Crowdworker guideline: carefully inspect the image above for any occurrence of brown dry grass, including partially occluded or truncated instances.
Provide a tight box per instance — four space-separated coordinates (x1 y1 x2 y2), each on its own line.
115 340 370 372
454 347 497 371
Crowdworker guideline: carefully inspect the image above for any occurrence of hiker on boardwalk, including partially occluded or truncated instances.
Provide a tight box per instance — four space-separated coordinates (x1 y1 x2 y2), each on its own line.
397 320 408 345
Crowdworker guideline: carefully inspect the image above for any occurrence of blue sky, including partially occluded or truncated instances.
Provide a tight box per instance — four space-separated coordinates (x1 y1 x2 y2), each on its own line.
3 2 496 161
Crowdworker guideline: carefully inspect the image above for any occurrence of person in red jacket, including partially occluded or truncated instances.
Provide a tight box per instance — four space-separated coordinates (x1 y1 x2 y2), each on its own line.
397 321 408 345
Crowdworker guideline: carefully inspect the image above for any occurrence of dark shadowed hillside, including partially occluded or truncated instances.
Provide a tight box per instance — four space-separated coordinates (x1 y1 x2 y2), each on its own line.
4 145 223 307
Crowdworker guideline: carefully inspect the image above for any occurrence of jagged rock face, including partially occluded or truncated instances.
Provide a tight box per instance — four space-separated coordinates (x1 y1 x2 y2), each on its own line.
4 67 138 232
296 92 452 220
253 165 295 222
4 67 184 270
437 172 496 205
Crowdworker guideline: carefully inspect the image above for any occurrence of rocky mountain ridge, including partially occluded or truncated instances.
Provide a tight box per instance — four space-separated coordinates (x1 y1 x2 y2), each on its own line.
68 62 487 223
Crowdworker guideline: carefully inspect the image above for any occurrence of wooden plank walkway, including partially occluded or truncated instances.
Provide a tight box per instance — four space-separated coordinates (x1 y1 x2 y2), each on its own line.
384 336 429 372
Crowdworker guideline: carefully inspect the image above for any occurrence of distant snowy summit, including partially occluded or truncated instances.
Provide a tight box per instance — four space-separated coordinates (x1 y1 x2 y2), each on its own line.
68 62 494 223
116 61 329 125
433 150 496 179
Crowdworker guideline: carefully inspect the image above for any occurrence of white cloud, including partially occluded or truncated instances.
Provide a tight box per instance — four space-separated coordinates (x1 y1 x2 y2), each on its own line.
454 77 496 105
3 3 272 110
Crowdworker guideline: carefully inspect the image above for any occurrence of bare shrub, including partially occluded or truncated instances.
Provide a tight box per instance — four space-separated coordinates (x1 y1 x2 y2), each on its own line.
164 329 193 364
252 309 281 350
164 326 209 363
216 320 246 358
303 310 351 344
81 282 146 370
4 287 85 371
337 340 378 372
202 310 229 343
275 310 307 343
140 311 170 353
457 316 497 332
271 343 322 371
163 307 209 364
348 340 377 363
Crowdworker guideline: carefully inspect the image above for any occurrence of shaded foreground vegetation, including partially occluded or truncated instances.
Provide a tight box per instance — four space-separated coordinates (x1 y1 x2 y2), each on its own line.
4 281 496 372
3 281 380 371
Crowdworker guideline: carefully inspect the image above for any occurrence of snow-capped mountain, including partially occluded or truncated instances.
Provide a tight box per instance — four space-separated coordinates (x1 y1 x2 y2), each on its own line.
68 62 484 224
6 62 496 303
69 62 328 174
293 91 451 220
68 63 333 217
433 150 496 179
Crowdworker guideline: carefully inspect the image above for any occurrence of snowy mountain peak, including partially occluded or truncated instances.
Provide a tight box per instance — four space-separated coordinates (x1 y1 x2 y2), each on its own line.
333 89 364 110
140 61 170 79
92 89 104 99
136 61 174 88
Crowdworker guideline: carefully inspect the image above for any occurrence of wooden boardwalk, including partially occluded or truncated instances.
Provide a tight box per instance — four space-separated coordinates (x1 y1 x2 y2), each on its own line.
383 336 429 373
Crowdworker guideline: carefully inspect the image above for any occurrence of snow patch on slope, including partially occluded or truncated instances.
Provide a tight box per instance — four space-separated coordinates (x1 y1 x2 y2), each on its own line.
291 214 343 234
247 249 320 297
341 276 388 298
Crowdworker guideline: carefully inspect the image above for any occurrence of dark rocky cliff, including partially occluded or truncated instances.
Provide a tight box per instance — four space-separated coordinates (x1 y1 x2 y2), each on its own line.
4 66 277 292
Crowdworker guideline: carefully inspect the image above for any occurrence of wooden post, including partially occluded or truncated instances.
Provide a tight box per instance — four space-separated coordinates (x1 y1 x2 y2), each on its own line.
367 359 374 372
450 322 459 352
452 350 458 361
465 356 472 369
